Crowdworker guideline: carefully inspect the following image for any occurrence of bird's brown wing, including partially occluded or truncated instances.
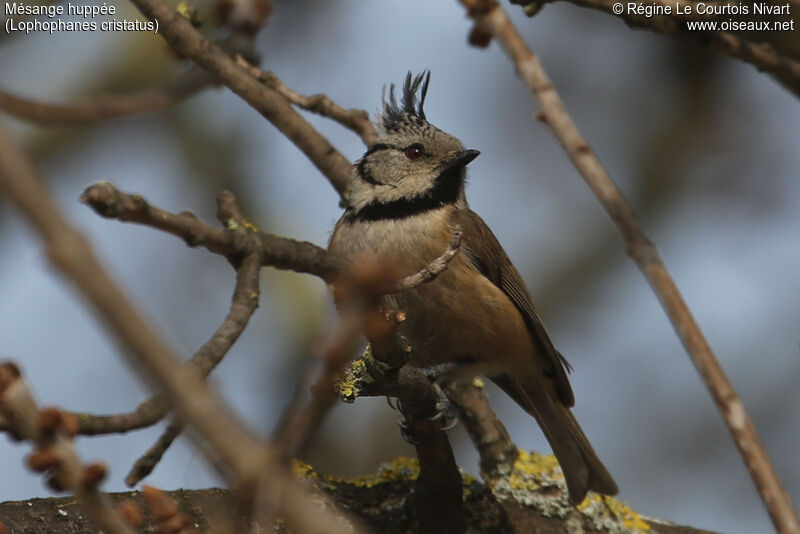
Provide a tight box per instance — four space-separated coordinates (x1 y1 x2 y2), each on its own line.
455 209 575 407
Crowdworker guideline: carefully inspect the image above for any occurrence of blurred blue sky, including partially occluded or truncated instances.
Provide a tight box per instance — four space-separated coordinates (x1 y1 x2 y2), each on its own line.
1 1 799 533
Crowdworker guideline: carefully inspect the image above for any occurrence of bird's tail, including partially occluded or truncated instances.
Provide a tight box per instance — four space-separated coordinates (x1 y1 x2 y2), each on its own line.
492 374 618 504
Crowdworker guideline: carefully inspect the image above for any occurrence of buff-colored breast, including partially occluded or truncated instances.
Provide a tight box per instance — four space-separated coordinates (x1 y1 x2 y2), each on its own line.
329 206 533 375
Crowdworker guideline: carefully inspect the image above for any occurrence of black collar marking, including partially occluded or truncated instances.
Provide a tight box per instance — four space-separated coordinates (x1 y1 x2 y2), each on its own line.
345 167 462 222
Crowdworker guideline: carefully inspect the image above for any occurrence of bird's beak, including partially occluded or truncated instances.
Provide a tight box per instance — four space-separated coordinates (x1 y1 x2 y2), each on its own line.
443 149 480 171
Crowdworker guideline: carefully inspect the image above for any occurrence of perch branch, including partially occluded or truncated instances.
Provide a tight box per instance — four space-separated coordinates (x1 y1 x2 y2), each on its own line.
329 256 468 533
275 230 461 457
446 381 518 479
461 3 800 533
336 340 465 533
128 0 353 197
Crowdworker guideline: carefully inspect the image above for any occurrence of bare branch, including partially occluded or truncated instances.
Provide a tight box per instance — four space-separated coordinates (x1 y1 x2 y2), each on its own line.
0 364 137 534
128 0 354 197
125 253 262 485
393 228 462 292
461 3 800 533
236 57 379 146
0 125 270 489
0 70 213 125
80 182 339 280
0 127 363 534
445 381 518 479
125 419 184 486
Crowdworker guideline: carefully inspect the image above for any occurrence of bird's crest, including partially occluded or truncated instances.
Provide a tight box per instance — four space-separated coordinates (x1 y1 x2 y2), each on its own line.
379 71 431 133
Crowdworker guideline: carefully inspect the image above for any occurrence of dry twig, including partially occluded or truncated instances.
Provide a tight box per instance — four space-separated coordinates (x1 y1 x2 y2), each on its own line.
460 3 800 533
0 127 362 534
275 227 462 456
236 57 379 146
125 252 262 486
80 182 339 280
0 124 270 493
393 228 463 292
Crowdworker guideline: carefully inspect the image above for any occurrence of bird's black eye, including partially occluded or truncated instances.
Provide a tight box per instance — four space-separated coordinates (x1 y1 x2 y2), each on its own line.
404 144 424 160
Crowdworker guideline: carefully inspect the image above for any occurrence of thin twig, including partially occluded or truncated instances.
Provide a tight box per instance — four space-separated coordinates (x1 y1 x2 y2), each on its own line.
275 226 462 456
461 3 800 533
0 125 269 489
0 364 137 534
236 57 379 146
0 127 363 534
4 183 333 439
128 0 354 197
126 418 185 487
80 182 339 280
0 69 213 125
125 253 262 485
393 228 462 292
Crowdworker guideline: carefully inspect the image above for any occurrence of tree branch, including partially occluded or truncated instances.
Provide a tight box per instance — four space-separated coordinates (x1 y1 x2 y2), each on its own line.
80 182 339 280
0 126 362 534
235 57 380 146
0 69 213 125
124 252 262 485
0 124 270 493
393 228 462 292
446 381 518 479
0 484 718 534
460 3 800 533
336 344 465 534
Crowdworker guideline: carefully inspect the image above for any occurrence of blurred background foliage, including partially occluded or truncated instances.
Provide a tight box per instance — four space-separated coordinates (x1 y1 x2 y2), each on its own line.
0 1 798 533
